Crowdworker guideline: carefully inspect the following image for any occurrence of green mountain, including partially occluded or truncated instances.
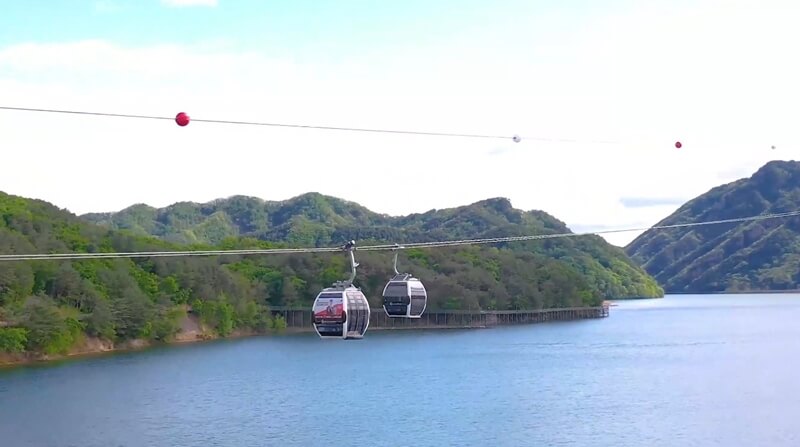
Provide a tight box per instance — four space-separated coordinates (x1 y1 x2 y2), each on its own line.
625 160 800 293
83 192 663 301
81 193 391 246
80 192 590 247
1 190 661 357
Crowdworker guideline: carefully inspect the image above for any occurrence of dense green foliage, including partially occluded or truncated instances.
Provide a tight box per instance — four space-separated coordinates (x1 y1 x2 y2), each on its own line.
0 192 287 356
1 190 661 356
626 160 800 293
83 192 662 300
0 327 28 353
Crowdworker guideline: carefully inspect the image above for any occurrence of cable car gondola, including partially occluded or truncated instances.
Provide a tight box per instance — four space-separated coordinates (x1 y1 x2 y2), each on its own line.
382 244 427 318
312 241 371 339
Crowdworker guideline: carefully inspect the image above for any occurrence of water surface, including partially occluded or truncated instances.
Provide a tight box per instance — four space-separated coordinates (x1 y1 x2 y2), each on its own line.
1 294 799 446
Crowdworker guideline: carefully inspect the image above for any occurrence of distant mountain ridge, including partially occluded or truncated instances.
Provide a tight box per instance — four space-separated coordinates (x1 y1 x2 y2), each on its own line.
625 160 800 293
82 193 391 246
81 193 570 247
81 192 663 300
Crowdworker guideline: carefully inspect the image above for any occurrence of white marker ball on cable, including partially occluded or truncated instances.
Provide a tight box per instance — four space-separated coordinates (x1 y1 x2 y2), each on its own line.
512 134 521 143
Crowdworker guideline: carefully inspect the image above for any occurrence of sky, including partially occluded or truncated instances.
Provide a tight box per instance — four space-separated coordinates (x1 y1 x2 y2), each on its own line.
1 0 799 247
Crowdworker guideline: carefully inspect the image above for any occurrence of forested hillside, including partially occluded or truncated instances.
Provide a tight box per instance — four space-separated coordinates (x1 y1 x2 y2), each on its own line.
626 160 800 293
83 192 663 301
1 190 661 357
82 192 597 247
82 193 388 246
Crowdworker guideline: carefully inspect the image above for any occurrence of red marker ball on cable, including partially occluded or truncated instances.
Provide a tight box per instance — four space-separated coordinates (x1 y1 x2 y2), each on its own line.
675 141 682 149
175 112 190 127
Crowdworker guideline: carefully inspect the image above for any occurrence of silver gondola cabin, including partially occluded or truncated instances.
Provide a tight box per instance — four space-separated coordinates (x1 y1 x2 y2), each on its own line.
382 244 428 318
312 241 371 339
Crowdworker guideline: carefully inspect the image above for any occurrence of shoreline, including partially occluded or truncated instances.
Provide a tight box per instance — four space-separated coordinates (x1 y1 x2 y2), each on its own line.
1 305 610 368
667 289 800 295
0 327 491 368
0 325 498 369
0 326 302 369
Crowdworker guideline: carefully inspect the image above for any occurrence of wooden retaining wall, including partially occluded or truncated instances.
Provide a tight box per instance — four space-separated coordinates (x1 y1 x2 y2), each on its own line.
270 303 610 331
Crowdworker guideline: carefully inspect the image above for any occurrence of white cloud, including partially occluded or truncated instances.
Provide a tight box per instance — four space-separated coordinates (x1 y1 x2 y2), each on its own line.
160 0 217 7
1 1 799 248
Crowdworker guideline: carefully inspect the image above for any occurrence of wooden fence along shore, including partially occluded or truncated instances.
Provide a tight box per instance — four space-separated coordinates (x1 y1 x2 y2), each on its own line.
270 302 610 332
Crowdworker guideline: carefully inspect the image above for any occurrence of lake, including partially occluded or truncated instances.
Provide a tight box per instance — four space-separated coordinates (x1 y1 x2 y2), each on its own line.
1 293 799 446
